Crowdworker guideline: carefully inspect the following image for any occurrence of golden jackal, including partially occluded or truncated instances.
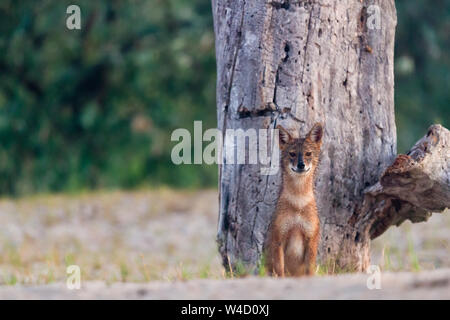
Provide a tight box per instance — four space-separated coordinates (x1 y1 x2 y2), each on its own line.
266 123 323 277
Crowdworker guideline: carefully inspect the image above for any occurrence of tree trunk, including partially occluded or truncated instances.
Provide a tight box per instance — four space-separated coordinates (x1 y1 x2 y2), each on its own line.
213 0 446 273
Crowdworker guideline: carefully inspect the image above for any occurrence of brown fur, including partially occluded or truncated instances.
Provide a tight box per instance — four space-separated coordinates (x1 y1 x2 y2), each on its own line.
265 123 323 277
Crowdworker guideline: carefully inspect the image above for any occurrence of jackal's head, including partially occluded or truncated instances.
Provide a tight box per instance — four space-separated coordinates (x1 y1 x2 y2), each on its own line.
277 123 323 177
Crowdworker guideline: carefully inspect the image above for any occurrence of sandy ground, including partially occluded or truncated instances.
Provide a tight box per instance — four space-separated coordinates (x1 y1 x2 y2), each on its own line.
0 189 448 298
1 269 449 299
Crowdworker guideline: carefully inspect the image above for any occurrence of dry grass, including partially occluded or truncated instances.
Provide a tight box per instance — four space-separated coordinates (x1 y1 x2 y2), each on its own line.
0 189 448 285
0 189 224 285
371 210 450 272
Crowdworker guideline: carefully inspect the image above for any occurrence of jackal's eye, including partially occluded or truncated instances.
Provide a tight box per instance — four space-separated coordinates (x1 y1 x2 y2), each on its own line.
289 152 296 158
305 152 312 157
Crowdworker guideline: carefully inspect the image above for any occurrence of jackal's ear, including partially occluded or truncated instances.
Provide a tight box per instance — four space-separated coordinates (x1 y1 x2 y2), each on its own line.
307 122 324 144
276 125 292 148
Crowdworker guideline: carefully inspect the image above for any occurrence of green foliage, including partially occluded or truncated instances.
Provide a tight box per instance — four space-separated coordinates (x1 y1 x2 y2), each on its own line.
395 0 450 152
0 0 217 195
0 1 448 195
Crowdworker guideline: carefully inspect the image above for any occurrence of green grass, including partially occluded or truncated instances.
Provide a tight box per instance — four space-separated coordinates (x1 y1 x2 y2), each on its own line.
407 234 421 272
257 254 268 277
3 274 17 286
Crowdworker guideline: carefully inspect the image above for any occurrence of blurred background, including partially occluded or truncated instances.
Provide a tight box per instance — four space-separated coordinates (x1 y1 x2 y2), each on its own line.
0 0 448 196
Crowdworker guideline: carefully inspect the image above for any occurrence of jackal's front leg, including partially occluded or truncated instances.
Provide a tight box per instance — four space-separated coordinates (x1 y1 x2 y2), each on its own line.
304 238 318 276
272 244 285 277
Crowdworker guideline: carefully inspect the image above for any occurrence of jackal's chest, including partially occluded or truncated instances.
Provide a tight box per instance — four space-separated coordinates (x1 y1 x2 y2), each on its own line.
278 214 317 238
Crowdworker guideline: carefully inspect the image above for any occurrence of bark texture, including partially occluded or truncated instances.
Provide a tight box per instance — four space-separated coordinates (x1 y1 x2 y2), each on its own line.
213 0 407 272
